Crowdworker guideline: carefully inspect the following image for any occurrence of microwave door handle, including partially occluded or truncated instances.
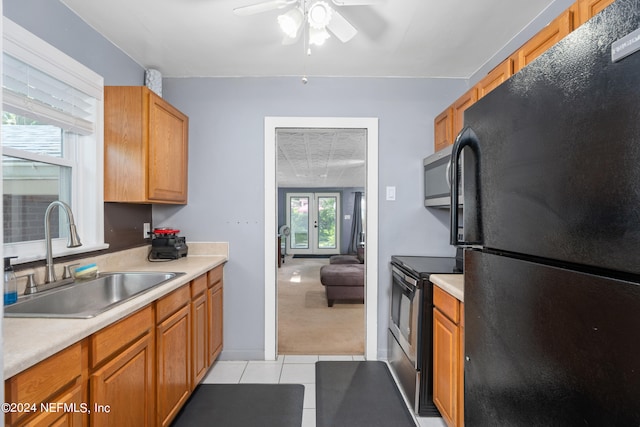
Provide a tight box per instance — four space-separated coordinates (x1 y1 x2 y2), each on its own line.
445 161 452 189
450 126 482 246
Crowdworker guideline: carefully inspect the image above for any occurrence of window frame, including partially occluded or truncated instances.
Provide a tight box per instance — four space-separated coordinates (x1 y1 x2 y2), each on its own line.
2 18 107 263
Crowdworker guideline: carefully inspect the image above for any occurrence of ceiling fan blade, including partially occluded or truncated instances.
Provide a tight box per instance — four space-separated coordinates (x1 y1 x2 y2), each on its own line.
233 0 295 16
331 0 384 6
326 9 357 42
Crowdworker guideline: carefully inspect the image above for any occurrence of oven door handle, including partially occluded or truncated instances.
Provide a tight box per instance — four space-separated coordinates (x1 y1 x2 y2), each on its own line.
392 267 417 296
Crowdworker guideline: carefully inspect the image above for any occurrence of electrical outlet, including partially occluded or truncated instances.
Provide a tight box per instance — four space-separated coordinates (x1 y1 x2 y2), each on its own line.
143 222 151 239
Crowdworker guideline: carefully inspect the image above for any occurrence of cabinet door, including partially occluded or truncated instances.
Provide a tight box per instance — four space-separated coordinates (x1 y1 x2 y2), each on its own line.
452 88 477 140
5 343 84 426
458 303 465 427
157 304 191 427
578 0 615 25
208 283 224 364
433 308 459 427
434 108 454 152
148 91 189 204
90 333 154 427
18 383 85 427
192 291 208 389
476 59 513 100
513 9 574 72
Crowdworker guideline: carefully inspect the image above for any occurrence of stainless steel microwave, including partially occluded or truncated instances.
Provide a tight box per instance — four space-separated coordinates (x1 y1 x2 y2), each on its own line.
423 145 463 208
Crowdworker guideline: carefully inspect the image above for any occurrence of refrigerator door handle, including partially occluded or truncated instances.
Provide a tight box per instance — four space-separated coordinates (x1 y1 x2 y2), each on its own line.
450 126 482 246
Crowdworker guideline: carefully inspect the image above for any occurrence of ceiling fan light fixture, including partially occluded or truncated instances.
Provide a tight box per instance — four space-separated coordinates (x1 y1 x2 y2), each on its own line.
308 1 333 29
278 7 303 38
309 26 331 46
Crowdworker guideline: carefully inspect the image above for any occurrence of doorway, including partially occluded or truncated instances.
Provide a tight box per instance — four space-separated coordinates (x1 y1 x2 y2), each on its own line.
264 117 379 361
286 192 341 256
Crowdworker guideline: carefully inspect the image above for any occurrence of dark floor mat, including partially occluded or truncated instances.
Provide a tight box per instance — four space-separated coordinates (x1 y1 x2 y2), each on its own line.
171 383 304 427
316 361 416 427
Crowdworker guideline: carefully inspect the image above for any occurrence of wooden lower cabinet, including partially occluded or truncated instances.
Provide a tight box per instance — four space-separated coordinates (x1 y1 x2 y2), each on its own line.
90 334 155 427
191 274 209 389
156 286 192 427
4 342 86 427
19 383 86 427
90 306 155 427
5 264 225 427
208 266 224 364
433 285 464 427
433 309 459 426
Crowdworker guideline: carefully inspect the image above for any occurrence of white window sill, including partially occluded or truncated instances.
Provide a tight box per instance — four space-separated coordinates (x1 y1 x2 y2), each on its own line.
7 243 110 265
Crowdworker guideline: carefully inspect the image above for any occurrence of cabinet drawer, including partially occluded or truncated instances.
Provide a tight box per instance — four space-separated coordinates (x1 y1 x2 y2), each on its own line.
191 274 207 298
433 285 460 324
5 342 83 425
208 265 223 288
156 284 190 324
91 305 153 368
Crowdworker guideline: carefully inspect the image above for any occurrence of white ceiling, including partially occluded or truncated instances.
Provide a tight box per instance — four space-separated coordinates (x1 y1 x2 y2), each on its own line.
277 128 366 187
60 0 559 79
58 0 559 188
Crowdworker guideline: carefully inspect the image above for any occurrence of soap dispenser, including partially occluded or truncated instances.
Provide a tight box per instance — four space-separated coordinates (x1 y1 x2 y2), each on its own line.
4 256 18 305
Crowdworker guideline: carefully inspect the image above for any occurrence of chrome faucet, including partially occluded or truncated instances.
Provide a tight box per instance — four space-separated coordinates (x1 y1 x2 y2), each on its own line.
44 201 82 284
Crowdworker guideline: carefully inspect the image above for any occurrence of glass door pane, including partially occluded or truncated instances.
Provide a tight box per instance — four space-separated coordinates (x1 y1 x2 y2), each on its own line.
317 195 337 249
288 195 310 250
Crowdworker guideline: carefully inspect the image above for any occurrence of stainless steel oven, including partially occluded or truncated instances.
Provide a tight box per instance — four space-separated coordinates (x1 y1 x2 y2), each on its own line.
390 265 420 366
389 254 462 416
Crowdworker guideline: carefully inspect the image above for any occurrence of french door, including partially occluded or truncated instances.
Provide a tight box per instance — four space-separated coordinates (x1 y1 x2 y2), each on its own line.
286 192 341 255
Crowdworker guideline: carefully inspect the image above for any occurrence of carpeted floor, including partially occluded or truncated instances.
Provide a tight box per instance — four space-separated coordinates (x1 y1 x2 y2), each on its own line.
278 257 365 355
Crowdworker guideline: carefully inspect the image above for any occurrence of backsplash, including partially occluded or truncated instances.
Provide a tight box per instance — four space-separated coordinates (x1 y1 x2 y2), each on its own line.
104 202 153 252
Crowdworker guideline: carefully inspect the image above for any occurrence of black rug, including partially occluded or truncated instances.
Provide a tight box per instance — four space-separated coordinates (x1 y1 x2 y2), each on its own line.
292 254 332 259
316 361 417 427
171 384 304 427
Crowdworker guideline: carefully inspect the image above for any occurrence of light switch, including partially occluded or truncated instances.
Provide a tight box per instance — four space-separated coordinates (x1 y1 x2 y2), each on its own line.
386 186 396 201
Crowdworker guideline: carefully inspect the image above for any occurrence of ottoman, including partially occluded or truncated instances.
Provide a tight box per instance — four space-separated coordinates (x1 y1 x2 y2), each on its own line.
319 263 365 307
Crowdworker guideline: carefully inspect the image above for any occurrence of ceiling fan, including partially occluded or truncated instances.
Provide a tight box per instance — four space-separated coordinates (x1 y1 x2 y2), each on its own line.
233 0 383 47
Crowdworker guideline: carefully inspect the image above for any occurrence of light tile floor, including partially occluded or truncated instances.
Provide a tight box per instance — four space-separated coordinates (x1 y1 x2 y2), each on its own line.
202 355 446 427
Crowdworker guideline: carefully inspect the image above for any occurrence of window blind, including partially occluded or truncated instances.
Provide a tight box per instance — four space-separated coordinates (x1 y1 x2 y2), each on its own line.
3 53 95 135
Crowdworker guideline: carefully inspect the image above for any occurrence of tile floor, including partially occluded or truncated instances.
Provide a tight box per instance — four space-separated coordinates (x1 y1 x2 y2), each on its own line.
202 355 447 427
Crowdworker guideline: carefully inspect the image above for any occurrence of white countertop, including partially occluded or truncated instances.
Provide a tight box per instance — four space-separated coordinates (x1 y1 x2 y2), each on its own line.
430 274 464 302
4 245 227 378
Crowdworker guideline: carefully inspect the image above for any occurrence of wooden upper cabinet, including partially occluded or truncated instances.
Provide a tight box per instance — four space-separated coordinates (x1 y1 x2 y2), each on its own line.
434 107 454 152
512 8 575 72
476 59 513 100
104 86 189 204
452 88 478 139
577 0 615 25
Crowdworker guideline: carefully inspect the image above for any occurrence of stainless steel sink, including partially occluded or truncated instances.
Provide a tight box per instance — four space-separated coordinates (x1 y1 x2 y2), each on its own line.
5 271 185 318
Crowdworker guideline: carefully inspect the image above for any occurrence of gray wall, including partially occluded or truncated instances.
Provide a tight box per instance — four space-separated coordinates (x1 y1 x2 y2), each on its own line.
152 77 466 359
4 0 144 85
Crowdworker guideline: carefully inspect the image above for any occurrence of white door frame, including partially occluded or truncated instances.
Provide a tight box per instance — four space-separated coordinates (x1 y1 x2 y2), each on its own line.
264 116 379 361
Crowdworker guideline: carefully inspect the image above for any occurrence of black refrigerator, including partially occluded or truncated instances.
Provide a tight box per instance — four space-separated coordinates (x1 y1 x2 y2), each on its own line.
450 0 640 425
